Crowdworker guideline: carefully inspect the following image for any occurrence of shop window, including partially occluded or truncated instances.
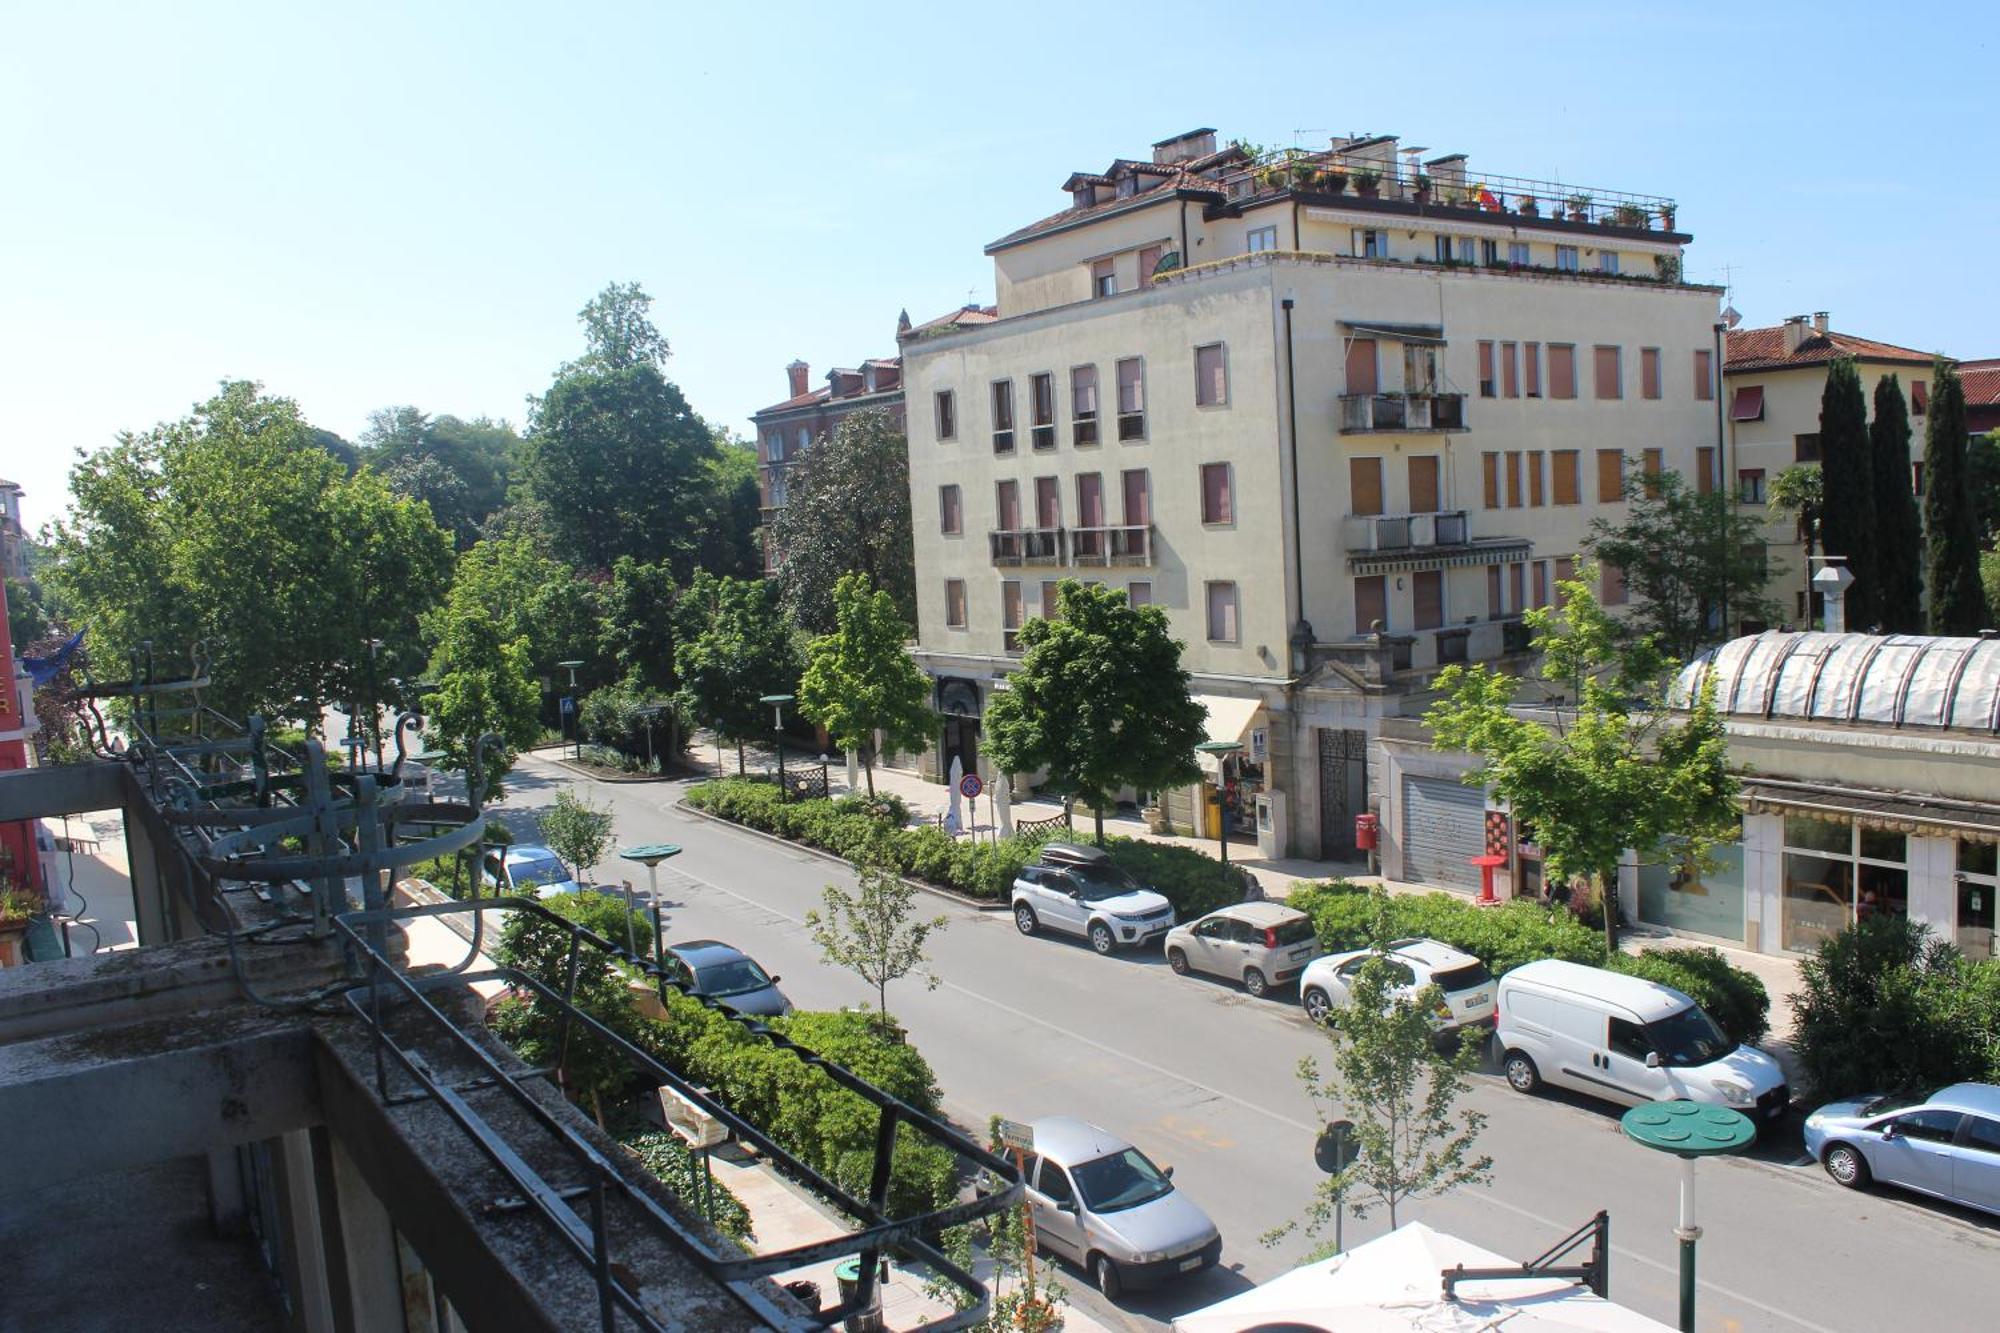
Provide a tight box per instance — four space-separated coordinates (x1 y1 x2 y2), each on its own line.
1638 844 1745 942
1957 841 1996 960
1781 817 1907 953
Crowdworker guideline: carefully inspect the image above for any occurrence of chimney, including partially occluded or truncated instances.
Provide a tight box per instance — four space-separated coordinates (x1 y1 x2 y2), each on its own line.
1813 560 1855 634
1782 316 1811 355
1812 311 1830 336
786 360 809 398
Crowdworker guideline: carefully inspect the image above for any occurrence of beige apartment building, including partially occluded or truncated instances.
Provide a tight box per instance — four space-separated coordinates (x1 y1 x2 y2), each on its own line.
900 128 1723 873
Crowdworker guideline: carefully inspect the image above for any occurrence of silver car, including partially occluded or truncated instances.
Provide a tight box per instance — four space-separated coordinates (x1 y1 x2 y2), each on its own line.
1014 1116 1220 1300
1298 937 1496 1033
482 843 582 899
1164 901 1318 998
1803 1082 2000 1217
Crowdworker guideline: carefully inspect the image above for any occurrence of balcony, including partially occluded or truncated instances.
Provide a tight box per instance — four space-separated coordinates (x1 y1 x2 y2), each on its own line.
1069 524 1155 566
1340 392 1468 433
1341 509 1531 573
989 527 1066 566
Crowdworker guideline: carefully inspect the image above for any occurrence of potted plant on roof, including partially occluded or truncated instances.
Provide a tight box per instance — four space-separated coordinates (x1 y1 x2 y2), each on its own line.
1292 160 1321 189
1256 161 1288 191
1323 169 1348 195
1517 194 1540 217
1352 167 1381 199
1411 172 1433 204
0 884 37 968
1611 203 1648 229
1657 202 1677 231
1565 192 1592 223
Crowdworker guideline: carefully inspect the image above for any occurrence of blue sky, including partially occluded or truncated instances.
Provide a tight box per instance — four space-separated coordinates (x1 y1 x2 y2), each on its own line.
3 1 1993 532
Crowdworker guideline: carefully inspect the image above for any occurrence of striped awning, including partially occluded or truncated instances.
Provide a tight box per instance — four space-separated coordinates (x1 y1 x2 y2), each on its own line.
1742 780 2000 843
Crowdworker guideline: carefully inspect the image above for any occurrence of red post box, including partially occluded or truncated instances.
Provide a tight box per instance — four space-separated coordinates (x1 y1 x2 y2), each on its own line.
1354 812 1379 851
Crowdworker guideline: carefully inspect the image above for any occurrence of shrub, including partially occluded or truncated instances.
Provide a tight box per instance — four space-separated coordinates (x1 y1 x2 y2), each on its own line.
1288 882 1605 977
1610 947 1769 1046
579 682 684 762
577 743 659 775
1104 840 1246 919
617 1126 754 1243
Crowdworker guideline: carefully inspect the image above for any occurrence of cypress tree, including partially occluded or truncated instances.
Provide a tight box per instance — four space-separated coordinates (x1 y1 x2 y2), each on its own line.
1923 359 1989 634
1870 374 1924 632
1817 358 1878 630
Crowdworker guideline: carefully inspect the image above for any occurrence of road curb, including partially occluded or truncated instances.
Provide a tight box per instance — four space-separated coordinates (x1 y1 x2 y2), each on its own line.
543 756 682 786
672 800 1008 913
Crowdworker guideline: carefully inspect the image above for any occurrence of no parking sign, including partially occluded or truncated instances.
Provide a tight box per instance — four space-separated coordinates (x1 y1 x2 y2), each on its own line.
959 773 984 800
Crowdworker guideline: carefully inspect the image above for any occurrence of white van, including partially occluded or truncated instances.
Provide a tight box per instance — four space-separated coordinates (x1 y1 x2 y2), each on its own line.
1495 959 1787 1124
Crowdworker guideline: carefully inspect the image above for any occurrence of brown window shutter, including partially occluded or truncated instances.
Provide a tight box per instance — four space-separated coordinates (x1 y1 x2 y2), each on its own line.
1641 347 1661 399
1594 345 1621 400
1350 458 1384 516
1478 341 1496 397
1528 452 1545 507
1550 345 1576 399
1412 570 1445 630
1694 348 1714 400
1696 447 1715 494
1487 565 1504 619
1355 575 1387 634
1408 455 1441 512
1553 451 1580 505
1596 449 1624 503
1525 342 1542 397
1506 452 1523 508
1509 562 1526 611
1346 338 1378 395
1502 342 1519 397
1483 452 1501 508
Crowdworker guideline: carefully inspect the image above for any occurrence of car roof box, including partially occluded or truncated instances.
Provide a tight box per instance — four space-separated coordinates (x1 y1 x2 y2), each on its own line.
1037 841 1110 867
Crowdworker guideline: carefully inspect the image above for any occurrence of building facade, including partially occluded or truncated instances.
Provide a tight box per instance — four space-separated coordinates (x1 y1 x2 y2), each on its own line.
750 347 905 574
901 127 1724 869
0 478 26 581
1963 357 2000 437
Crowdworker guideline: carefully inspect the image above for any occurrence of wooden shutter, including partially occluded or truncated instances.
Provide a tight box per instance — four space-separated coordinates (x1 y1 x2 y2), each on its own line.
1350 458 1384 516
996 479 1019 529
1355 576 1387 634
1549 345 1576 399
1076 473 1104 528
1528 452 1545 507
1412 570 1444 630
1408 455 1441 512
1641 347 1661 399
1041 581 1060 619
1345 338 1378 395
1138 245 1162 284
1003 581 1023 628
1552 451 1581 505
1533 561 1549 607
1483 453 1500 508
1509 562 1526 612
1487 565 1504 619
1196 344 1227 405
1594 345 1621 400
1696 447 1715 494
1121 469 1150 523
939 484 961 534
1502 342 1519 397
1554 557 1576 606
1694 348 1714 400
1506 452 1523 508
1035 476 1060 527
1478 341 1496 396
1201 463 1233 523
1525 342 1542 397
1596 449 1624 502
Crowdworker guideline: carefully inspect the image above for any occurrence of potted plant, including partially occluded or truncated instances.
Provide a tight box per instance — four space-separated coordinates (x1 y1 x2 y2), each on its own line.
1612 203 1648 228
1517 194 1539 217
1657 203 1677 231
1352 167 1381 198
1323 171 1348 195
1256 163 1287 191
1565 192 1593 222
0 886 36 968
1292 161 1321 188
1412 172 1433 203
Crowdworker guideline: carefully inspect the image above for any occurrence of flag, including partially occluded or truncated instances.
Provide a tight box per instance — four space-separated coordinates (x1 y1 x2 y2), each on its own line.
23 629 84 688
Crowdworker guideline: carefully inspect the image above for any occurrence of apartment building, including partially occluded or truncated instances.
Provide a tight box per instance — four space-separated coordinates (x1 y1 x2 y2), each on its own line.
901 128 1724 872
1963 357 2000 436
1721 315 1938 629
0 478 26 580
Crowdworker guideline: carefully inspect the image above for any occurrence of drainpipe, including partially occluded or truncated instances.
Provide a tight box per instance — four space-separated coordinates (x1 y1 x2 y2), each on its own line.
1179 200 1190 271
1283 294 1309 648
1713 321 1728 634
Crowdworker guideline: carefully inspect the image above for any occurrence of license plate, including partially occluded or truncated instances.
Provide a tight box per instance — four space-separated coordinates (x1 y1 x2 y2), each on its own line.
1466 993 1490 1008
1178 1255 1203 1272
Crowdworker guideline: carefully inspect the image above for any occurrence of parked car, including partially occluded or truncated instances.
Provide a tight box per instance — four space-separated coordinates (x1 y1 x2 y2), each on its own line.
1163 902 1317 998
665 939 793 1018
1803 1082 2000 1217
482 843 582 900
1005 1115 1221 1300
1495 959 1787 1122
1298 937 1496 1033
1011 842 1175 955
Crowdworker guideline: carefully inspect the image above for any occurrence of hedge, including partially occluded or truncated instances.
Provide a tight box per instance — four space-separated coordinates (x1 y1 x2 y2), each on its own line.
616 1125 754 1242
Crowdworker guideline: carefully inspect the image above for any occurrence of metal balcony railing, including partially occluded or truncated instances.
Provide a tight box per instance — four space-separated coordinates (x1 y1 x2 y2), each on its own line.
1339 392 1468 433
989 527 1066 566
1068 524 1154 566
1341 509 1471 553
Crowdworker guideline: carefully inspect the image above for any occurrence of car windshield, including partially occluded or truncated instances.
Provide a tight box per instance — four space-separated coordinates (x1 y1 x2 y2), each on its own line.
1431 961 1493 992
509 856 568 887
1648 1004 1732 1067
1859 1093 1920 1117
694 958 774 997
1068 863 1142 901
1270 918 1316 947
1071 1148 1174 1213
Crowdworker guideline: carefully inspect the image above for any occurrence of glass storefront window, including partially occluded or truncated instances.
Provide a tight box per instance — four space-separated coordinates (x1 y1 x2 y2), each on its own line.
1783 852 1851 952
1784 816 1849 855
1859 828 1906 863
1781 816 1909 952
1958 840 1997 961
1637 844 1745 942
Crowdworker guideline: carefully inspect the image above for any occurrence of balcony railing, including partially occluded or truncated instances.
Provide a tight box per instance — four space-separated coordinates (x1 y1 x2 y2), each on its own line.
1342 509 1471 554
1069 524 1154 566
989 527 1066 566
1340 392 1468 433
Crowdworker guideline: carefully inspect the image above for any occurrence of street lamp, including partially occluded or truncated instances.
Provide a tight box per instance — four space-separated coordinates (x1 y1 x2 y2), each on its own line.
617 843 682 964
1620 1100 1756 1333
760 694 795 801
361 637 385 772
558 660 585 760
1194 740 1243 867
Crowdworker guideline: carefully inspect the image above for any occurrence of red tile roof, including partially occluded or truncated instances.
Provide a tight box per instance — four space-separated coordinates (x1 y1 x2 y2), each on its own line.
1960 359 2000 408
987 167 1228 253
902 304 998 339
1724 325 1940 373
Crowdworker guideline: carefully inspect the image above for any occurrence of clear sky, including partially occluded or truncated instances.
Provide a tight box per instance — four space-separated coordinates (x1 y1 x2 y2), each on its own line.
3 1 1993 533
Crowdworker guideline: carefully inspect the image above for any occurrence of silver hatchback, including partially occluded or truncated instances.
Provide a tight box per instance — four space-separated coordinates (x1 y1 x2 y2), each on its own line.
1163 901 1318 998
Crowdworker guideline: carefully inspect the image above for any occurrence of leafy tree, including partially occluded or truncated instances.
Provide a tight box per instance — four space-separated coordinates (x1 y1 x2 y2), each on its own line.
489 893 645 1110
805 861 948 1029
1869 375 1925 633
770 409 915 634
674 571 802 774
1425 567 1738 952
1817 358 1879 630
428 536 606 711
984 580 1204 843
1768 465 1825 627
597 555 677 695
1924 359 1989 634
1966 430 2000 548
6 577 51 653
1585 470 1779 659
362 409 519 549
424 600 540 801
689 431 764 580
798 572 933 798
540 788 615 885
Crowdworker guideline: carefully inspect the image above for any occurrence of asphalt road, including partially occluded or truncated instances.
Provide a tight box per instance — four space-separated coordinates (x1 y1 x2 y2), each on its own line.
490 756 2000 1333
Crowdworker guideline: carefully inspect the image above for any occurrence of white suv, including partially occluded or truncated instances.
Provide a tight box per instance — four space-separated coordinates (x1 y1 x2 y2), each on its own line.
1012 843 1175 955
1298 937 1496 1033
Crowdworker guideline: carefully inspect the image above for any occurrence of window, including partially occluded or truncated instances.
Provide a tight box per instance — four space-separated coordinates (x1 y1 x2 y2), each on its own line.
1642 448 1664 496
1782 816 1909 951
1487 564 1505 619
1206 581 1239 642
1549 344 1577 399
1002 581 1024 651
1964 1117 2000 1155
1552 450 1581 505
1533 561 1550 608
1608 1018 1652 1062
1127 581 1152 606
1481 238 1500 266
1247 225 1278 253
1435 234 1455 264
1478 341 1496 397
1555 245 1579 272
1092 258 1115 298
1528 451 1546 506
994 479 1021 537
1510 562 1526 613
1034 475 1060 529
1739 468 1767 504
1502 342 1520 398
1121 468 1151 524
1912 380 1928 416
1355 228 1391 259
764 429 784 462
938 484 962 535
1116 358 1146 439
797 426 811 456
1482 453 1500 509
935 390 956 441
1355 575 1387 634
944 579 967 628
1200 462 1234 524
1553 556 1576 605
1508 241 1531 266
1036 1160 1076 1205
1071 365 1099 445
1506 451 1523 508
1596 449 1625 503
1593 345 1622 400
1029 373 1055 449
1694 348 1714 401
1696 447 1715 495
1412 570 1445 630
1073 473 1104 555
991 380 1015 453
1524 342 1542 397
1195 343 1228 407
1599 251 1620 275
1602 563 1629 606
1459 236 1478 262
1889 1109 1963 1145
1409 455 1440 512
1641 347 1661 399
1794 433 1822 462
1729 385 1765 422
1345 338 1378 395
1040 581 1060 619
1138 244 1163 283
1350 457 1385 516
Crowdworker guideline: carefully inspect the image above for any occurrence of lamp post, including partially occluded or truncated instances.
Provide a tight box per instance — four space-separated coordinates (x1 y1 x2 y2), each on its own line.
361 637 385 772
617 843 682 963
1620 1100 1755 1333
558 660 585 760
760 694 795 801
1194 740 1243 867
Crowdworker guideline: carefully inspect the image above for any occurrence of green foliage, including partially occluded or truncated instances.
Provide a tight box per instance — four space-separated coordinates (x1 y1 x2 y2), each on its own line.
362 407 519 549
423 599 540 801
1585 470 1778 660
690 436 765 581
6 577 53 653
1100 839 1249 920
771 409 916 634
675 570 802 762
489 898 647 1106
615 1127 753 1243
1609 946 1769 1046
1923 360 1989 634
806 862 949 1025
578 680 682 763
539 789 616 885
1966 430 2000 548
1818 358 1879 630
430 535 607 703
598 556 679 696
1868 375 1924 633
1289 882 1607 976
1769 464 1825 627
797 572 932 797
576 743 660 775
984 580 1204 842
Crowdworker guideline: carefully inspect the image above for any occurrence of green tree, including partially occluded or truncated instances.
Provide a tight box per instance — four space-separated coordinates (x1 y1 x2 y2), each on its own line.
1585 470 1779 660
690 431 765 580
6 577 52 654
489 892 644 1110
429 536 606 710
424 600 540 801
360 409 518 549
1966 430 2000 547
805 861 948 1029
539 788 616 885
770 409 915 634
598 555 678 696
798 572 934 798
1818 358 1879 630
1768 464 1825 627
674 571 802 774
1870 375 1925 633
984 580 1204 843
1924 359 1989 634
1424 567 1739 952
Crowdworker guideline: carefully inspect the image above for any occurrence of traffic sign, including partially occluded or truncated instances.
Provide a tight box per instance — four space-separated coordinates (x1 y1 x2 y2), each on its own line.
960 773 985 800
1314 1119 1359 1174
994 1117 1034 1152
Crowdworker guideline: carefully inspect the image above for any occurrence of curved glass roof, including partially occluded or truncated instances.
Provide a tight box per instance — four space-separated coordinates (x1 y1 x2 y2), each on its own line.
1672 631 2000 734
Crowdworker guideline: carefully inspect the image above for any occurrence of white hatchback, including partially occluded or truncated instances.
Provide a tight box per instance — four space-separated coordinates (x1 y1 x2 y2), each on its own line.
1297 937 1496 1033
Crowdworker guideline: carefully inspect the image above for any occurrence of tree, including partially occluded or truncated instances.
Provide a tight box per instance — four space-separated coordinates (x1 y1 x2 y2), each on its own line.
6 577 51 653
540 789 615 885
424 600 540 802
1924 359 1989 634
797 572 934 798
1585 470 1779 659
805 860 948 1029
1768 465 1825 627
428 535 607 715
688 432 765 580
362 408 519 549
489 893 646 1111
597 555 678 696
674 571 802 774
984 580 1205 843
770 409 915 634
1869 375 1925 633
1966 430 2000 548
1818 358 1879 630
1424 567 1739 952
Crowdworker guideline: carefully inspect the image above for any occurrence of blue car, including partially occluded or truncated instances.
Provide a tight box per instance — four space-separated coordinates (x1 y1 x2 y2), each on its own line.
1803 1082 2000 1217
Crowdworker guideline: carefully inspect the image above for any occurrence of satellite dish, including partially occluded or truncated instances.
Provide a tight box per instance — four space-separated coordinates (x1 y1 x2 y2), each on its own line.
1722 305 1742 329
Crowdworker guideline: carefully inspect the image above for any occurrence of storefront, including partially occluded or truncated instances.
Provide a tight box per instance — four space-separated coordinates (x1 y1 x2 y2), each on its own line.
1192 693 1268 839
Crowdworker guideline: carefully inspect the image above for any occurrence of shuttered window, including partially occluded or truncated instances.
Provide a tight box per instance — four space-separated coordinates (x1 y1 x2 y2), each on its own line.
1549 344 1577 399
939 484 962 535
1412 570 1445 630
1641 347 1662 399
1502 342 1520 398
1206 581 1239 643
944 579 967 628
1071 365 1099 445
1409 455 1441 512
996 479 1020 530
1553 557 1576 606
1694 348 1714 401
1642 448 1664 497
1552 451 1581 505
1487 565 1504 619
1506 452 1523 508
1116 358 1146 438
1121 469 1150 523
1532 561 1549 607
1041 580 1060 619
1200 462 1234 524
1195 343 1228 407
1524 342 1542 397
1346 338 1378 395
1483 453 1501 508
935 390 956 440
1034 476 1060 528
1351 458 1385 516
1602 563 1629 606
1509 562 1525 612
1596 449 1625 503
1355 575 1387 634
1696 447 1715 494
1478 340 1496 398
1528 452 1545 507
1594 345 1622 400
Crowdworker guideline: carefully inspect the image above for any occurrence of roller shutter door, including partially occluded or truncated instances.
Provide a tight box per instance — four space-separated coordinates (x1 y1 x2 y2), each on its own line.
1401 775 1485 889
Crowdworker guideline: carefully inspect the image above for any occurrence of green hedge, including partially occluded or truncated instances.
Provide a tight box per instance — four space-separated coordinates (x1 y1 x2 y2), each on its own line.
616 1126 754 1242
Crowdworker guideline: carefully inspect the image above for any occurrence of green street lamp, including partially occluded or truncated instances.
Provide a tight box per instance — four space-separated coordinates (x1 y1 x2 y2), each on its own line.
558 660 585 760
760 694 795 802
1621 1100 1756 1333
1194 740 1243 867
618 843 682 963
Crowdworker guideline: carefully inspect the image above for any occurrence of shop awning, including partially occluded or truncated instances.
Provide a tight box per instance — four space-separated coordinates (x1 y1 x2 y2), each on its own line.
1742 780 2000 843
1194 693 1265 773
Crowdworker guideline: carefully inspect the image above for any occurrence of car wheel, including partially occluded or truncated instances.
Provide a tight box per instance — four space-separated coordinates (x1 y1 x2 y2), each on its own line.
1167 947 1190 975
1092 1253 1123 1301
1302 987 1333 1024
1823 1143 1871 1189
1502 1050 1541 1094
1243 967 1269 998
1089 922 1116 955
1014 905 1037 936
